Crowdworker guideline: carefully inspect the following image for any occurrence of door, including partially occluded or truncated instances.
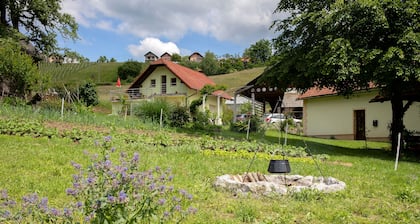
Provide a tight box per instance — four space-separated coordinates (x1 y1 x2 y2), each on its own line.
354 110 366 140
161 75 167 94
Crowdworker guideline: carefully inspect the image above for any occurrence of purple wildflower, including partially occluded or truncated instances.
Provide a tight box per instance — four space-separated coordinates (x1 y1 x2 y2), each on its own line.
158 198 166 206
107 195 115 203
104 160 112 169
0 189 8 199
86 177 95 185
188 207 198 214
75 201 83 208
163 211 170 218
2 210 11 218
63 207 72 217
186 193 193 200
111 147 116 152
149 183 156 191
132 152 139 163
118 191 127 203
85 213 94 222
50 208 60 216
159 185 166 192
40 197 48 212
71 161 82 170
174 204 181 211
104 136 112 142
168 175 174 181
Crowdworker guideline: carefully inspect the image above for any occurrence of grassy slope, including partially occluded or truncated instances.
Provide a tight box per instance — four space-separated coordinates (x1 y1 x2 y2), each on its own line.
209 67 265 94
39 62 122 85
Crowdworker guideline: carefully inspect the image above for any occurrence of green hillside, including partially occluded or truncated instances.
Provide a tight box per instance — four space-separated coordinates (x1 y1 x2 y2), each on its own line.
39 62 122 85
209 67 265 94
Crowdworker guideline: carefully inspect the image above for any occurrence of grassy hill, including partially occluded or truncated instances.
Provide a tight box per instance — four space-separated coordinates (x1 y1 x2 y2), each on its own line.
209 67 265 94
39 62 122 85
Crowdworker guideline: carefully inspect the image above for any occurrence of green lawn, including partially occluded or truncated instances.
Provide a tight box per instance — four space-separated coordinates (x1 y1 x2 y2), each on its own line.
1 122 419 223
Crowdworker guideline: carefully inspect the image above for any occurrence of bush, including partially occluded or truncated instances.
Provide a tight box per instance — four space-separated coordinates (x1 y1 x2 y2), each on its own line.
79 82 99 107
169 106 190 128
133 99 171 123
230 115 263 133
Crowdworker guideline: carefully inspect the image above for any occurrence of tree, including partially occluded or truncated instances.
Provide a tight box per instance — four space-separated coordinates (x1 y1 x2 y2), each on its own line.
63 49 89 63
0 0 78 58
171 53 182 62
261 0 419 152
0 38 49 96
117 61 143 80
200 51 220 75
79 82 98 107
97 56 108 63
243 39 272 65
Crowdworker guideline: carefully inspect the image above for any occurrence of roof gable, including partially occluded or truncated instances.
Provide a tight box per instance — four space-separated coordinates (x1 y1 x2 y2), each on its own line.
129 58 216 91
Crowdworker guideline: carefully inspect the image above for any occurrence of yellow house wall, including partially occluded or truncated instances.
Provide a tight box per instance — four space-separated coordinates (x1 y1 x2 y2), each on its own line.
303 90 420 140
141 67 190 96
135 67 226 117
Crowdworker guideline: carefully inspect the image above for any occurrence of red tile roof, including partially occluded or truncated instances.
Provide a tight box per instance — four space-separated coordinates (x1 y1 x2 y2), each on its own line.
129 59 231 99
212 90 232 100
299 83 378 99
298 87 336 99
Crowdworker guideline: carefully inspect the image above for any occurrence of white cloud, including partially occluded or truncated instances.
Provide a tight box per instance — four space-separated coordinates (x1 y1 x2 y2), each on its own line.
128 38 180 60
62 0 282 45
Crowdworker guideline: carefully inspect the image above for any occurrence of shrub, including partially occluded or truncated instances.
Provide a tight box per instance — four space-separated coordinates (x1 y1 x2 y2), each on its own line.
134 99 171 123
79 82 99 107
169 106 190 128
230 115 263 133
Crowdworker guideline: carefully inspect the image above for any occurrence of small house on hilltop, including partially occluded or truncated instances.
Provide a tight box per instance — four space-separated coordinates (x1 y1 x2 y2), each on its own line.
160 52 172 61
111 59 231 124
144 51 158 62
189 52 203 62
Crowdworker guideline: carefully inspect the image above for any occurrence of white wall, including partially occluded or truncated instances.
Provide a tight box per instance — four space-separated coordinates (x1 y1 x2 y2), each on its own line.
304 90 420 140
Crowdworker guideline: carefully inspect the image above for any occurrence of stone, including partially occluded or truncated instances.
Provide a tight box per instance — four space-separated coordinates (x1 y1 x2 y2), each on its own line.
214 173 346 196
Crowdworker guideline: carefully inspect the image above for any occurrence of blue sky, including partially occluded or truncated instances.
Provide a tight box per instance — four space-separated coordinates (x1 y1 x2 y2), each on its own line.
60 0 283 62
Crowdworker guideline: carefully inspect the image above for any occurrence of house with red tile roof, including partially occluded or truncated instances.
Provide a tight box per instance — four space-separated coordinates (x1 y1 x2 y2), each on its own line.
112 59 231 124
298 87 420 141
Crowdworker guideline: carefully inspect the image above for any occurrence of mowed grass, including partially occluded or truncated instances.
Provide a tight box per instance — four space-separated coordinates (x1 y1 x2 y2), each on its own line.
209 67 265 94
1 127 419 223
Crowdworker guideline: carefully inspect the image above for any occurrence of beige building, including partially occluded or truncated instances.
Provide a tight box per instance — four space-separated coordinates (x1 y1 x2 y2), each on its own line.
111 59 231 124
300 88 420 141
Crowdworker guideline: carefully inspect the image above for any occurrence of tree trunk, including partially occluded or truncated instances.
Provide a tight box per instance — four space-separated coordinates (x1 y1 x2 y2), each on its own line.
390 93 404 154
0 0 6 25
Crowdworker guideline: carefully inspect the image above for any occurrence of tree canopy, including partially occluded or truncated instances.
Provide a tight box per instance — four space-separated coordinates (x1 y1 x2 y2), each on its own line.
0 38 49 96
243 39 272 65
117 61 143 81
262 0 419 151
0 0 78 58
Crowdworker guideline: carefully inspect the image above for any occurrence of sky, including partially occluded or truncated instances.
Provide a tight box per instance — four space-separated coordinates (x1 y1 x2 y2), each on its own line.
59 0 284 62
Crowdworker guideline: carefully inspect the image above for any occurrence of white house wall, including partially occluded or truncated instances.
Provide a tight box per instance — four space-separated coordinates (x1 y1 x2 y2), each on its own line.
303 90 420 140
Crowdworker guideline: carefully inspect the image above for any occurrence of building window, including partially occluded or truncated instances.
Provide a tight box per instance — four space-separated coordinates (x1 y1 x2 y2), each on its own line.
150 79 156 87
171 78 177 86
